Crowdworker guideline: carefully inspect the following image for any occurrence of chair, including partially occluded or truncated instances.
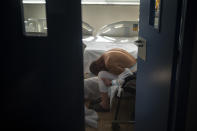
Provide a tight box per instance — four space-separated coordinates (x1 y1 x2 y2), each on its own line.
112 73 136 131
82 21 94 36
82 42 87 53
82 22 91 54
96 21 139 37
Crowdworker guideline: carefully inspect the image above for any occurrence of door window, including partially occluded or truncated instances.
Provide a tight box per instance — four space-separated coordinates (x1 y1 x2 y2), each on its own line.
149 0 161 30
21 0 48 36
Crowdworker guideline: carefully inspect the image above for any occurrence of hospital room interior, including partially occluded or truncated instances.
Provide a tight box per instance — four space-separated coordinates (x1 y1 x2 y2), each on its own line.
22 0 161 130
82 1 140 131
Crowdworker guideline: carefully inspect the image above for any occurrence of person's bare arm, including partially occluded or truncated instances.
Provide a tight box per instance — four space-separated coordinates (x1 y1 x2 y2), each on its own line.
101 78 112 87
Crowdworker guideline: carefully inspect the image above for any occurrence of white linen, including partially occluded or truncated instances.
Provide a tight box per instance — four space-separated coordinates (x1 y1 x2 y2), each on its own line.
84 77 100 100
85 106 98 128
84 77 99 128
83 36 138 74
109 68 134 108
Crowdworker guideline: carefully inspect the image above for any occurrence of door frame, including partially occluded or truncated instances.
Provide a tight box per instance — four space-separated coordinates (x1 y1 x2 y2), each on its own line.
136 0 196 130
167 0 197 130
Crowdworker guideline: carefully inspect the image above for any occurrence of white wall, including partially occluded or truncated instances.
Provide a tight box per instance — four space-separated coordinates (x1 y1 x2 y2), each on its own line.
82 4 139 35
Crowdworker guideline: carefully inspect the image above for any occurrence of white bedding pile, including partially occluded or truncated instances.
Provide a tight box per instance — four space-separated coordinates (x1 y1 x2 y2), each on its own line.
85 106 98 128
84 77 100 128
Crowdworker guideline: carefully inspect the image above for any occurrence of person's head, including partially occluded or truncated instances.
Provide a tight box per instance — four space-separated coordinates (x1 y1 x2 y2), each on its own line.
89 60 105 76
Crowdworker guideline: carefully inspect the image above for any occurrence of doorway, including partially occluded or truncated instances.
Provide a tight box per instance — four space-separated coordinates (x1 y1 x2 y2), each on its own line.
82 0 183 131
2 0 186 130
82 0 140 130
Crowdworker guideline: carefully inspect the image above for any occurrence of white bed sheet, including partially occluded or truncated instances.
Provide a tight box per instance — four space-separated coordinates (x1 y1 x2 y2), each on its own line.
83 36 138 74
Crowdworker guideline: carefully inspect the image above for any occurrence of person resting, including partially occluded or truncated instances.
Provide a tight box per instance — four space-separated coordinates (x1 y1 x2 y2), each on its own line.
88 48 136 112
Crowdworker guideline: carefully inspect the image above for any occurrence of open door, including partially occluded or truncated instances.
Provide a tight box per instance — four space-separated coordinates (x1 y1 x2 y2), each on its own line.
135 0 182 130
1 1 84 130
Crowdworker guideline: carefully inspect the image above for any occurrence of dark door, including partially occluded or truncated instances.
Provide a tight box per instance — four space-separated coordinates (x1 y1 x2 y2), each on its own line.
1 1 84 130
135 0 182 131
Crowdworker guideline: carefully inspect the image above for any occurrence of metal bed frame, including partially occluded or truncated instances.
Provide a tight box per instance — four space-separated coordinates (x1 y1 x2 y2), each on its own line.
112 73 136 131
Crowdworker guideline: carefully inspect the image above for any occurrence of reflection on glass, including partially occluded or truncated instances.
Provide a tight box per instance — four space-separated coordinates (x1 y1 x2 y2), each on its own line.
154 0 160 29
150 0 161 30
22 0 48 36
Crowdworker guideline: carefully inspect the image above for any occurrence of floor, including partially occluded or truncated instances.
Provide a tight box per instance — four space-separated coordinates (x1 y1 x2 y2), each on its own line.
86 96 135 131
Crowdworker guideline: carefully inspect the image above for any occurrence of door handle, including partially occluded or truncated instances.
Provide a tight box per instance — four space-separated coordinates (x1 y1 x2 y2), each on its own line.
135 37 147 61
135 40 144 47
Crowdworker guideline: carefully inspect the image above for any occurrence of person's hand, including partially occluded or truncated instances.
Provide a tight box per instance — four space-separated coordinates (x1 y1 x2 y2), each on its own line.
101 78 112 87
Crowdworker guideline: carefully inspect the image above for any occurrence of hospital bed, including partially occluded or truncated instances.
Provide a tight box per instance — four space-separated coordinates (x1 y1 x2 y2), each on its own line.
82 21 139 77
